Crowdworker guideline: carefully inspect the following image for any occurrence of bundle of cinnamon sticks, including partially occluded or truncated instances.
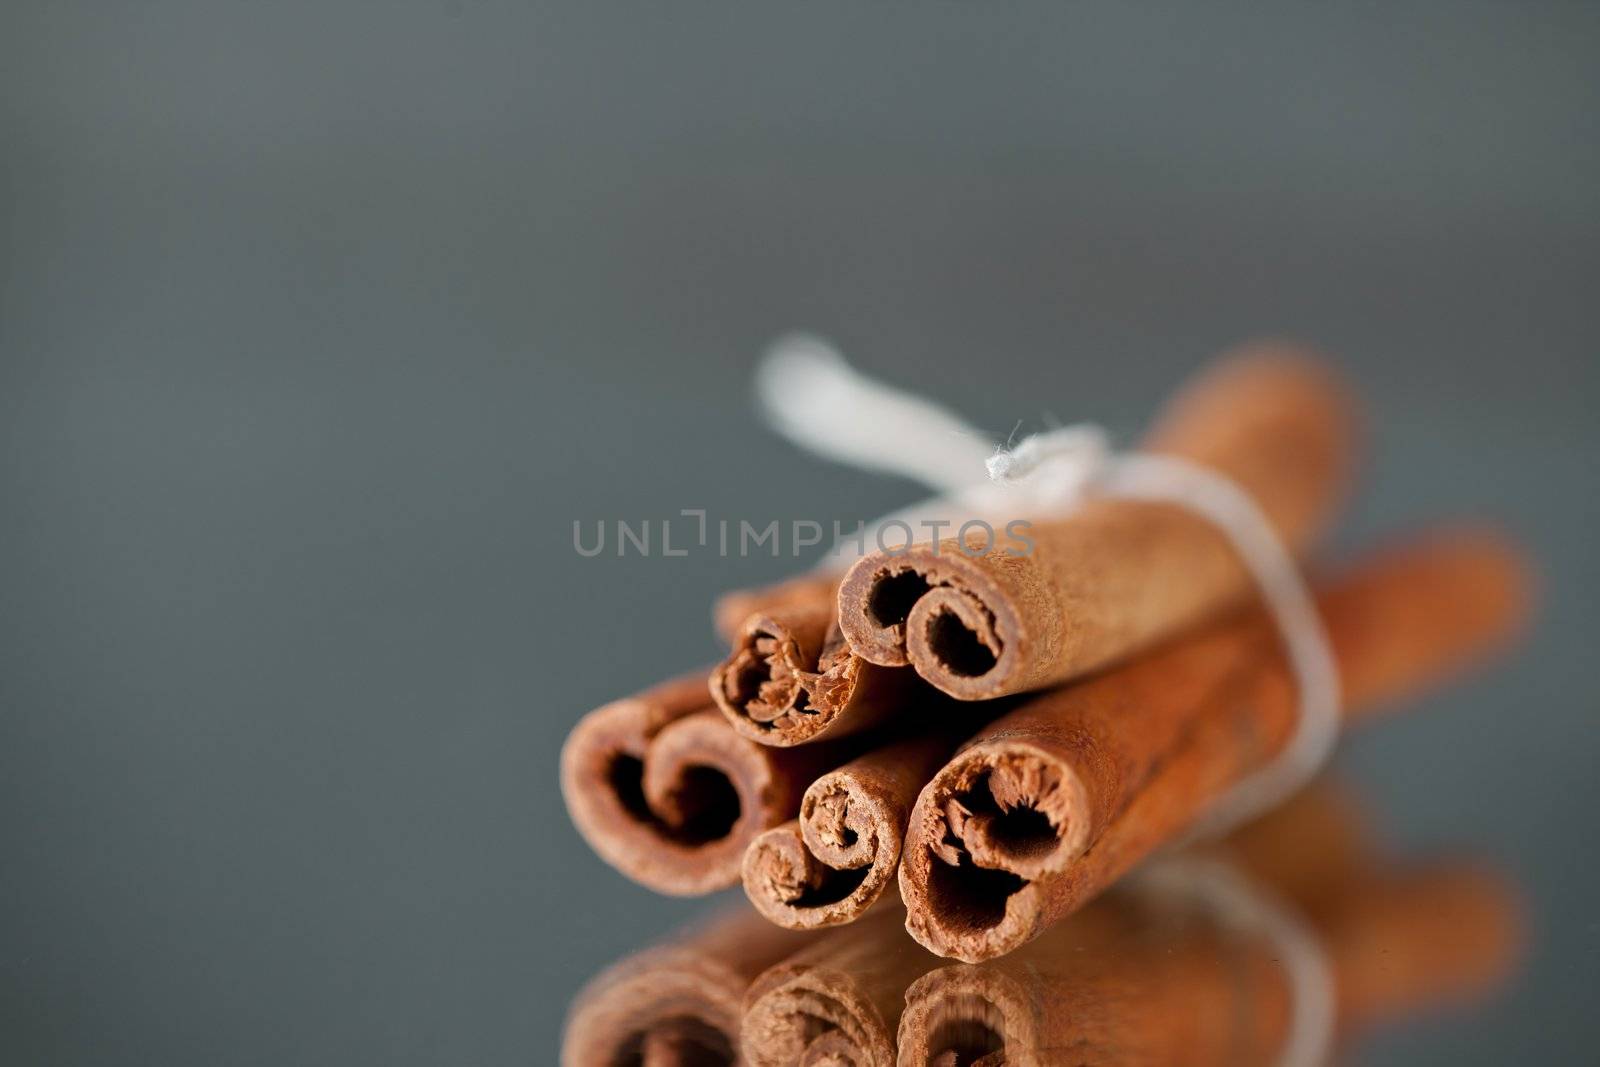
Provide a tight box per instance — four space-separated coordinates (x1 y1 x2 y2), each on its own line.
560 340 1533 966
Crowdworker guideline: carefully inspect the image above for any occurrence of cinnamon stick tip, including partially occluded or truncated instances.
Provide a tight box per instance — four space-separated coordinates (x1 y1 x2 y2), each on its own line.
741 776 900 929
838 548 1024 699
898 743 1098 961
923 742 1096 876
561 703 768 896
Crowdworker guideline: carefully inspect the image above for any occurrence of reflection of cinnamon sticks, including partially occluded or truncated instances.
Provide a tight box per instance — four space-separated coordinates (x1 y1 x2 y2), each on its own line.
738 783 1351 1067
566 777 1522 1065
561 906 818 1067
895 858 1521 1066
742 733 958 928
893 778 1521 1065
739 906 939 1067
561 674 864 894
900 530 1531 961
837 345 1356 700
1315 863 1523 1031
1207 778 1376 908
898 896 1289 1067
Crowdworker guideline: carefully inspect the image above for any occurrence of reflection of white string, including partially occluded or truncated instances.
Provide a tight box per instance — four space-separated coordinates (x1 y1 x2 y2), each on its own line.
1131 857 1336 1067
754 334 1340 830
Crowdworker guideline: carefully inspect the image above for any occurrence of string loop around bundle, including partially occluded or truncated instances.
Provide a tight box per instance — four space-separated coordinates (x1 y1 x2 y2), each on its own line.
753 333 1341 834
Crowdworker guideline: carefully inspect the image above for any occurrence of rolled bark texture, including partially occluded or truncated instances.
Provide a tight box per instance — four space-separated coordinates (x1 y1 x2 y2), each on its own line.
711 602 927 747
742 733 960 929
561 674 862 895
838 343 1358 699
899 528 1532 961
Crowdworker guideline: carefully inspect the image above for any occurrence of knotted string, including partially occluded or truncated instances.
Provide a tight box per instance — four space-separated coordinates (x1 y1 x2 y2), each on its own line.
753 333 1341 835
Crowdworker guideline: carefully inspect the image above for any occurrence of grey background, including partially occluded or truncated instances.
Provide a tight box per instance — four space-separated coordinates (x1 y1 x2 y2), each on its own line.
2 2 1595 1063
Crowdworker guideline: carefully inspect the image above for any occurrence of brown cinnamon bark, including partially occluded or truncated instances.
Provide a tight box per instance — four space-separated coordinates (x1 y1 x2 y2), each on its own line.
900 529 1532 960
741 733 959 929
895 859 1521 1066
739 905 941 1067
837 343 1358 699
561 905 821 1067
561 674 862 895
710 603 926 746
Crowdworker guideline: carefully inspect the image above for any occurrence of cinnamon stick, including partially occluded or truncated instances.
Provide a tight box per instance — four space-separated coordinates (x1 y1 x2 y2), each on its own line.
900 529 1532 960
560 674 862 895
741 732 959 929
710 603 927 746
561 905 820 1067
837 343 1357 699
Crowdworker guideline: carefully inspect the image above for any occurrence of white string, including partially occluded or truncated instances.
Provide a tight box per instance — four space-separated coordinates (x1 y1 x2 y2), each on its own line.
754 334 1340 830
756 333 1028 558
755 333 993 495
1130 856 1336 1067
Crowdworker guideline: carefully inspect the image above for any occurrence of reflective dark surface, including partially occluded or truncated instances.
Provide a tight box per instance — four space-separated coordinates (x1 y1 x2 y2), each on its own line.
2 4 1594 1064
564 782 1523 1066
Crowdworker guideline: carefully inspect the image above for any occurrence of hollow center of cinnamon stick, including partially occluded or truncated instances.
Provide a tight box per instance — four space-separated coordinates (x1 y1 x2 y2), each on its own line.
926 609 1000 677
948 767 1071 869
976 805 1055 859
784 859 874 909
925 853 1029 933
926 1006 1005 1067
867 569 931 629
616 1017 734 1067
726 638 811 722
606 756 742 845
